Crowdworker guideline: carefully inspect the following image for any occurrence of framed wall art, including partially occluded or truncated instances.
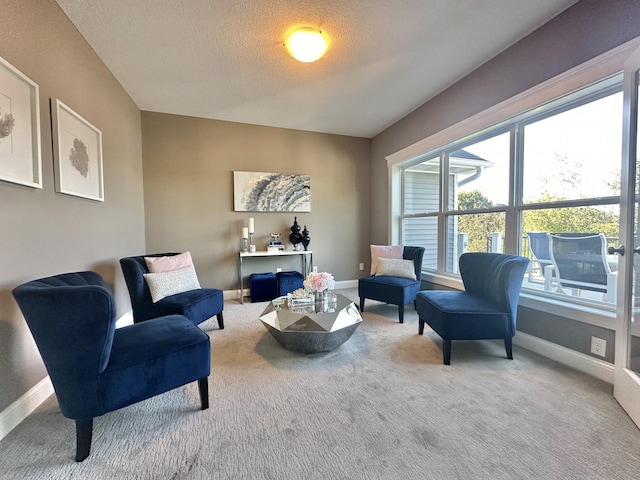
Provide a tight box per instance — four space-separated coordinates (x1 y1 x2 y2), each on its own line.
233 171 311 212
52 99 104 201
0 55 42 188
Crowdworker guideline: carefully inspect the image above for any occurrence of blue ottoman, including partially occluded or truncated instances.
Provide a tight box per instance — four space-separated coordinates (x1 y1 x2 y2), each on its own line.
250 272 278 303
277 271 304 296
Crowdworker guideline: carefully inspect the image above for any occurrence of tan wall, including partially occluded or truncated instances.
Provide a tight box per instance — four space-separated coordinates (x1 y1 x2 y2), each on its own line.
371 0 640 244
0 0 145 411
141 112 371 292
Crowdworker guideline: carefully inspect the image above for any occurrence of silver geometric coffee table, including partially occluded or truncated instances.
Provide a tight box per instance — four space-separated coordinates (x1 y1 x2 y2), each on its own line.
259 293 362 354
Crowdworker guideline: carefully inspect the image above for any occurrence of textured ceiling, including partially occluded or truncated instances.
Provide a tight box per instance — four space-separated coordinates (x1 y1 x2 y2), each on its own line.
55 0 578 138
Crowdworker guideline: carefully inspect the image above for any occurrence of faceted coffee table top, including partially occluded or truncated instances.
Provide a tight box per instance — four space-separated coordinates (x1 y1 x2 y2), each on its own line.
259 293 362 353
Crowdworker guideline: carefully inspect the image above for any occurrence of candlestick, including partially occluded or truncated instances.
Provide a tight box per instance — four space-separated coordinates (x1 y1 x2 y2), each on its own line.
242 227 249 239
248 217 255 234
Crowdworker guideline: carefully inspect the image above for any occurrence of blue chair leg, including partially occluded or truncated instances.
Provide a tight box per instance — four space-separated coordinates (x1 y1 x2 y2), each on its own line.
359 298 365 312
418 318 425 335
398 304 404 323
198 378 209 410
216 312 224 330
443 339 452 365
75 418 93 462
505 337 513 360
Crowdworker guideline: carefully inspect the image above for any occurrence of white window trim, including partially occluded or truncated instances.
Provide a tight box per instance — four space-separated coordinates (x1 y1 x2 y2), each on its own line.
388 37 640 243
386 36 640 327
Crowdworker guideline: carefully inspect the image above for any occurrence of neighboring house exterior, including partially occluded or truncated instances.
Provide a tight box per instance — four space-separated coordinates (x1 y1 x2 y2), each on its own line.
403 150 493 271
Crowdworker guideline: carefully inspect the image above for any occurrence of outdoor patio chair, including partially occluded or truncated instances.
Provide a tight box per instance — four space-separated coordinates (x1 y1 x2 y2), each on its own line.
548 233 616 303
525 232 554 283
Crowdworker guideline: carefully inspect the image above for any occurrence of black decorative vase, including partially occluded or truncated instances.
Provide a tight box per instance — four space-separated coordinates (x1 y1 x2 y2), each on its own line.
289 216 302 248
301 226 310 250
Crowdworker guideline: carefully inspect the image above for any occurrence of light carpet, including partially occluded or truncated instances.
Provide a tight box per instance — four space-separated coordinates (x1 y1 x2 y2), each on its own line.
1 288 639 479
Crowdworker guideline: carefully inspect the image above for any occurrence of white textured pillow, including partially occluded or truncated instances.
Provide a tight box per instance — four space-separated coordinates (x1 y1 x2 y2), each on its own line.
145 251 193 273
143 265 201 302
370 245 403 275
375 257 417 280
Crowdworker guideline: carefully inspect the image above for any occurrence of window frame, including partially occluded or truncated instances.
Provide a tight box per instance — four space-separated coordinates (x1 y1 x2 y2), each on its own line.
386 39 640 327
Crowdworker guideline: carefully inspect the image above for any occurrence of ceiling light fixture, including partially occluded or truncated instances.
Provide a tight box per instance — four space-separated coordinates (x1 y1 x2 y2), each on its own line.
284 27 328 63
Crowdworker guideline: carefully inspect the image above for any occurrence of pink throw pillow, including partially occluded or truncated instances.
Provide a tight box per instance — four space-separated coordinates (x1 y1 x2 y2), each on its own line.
370 245 403 275
145 251 193 273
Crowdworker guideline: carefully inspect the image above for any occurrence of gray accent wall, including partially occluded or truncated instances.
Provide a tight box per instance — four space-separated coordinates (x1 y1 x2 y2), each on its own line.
141 112 371 292
0 0 145 412
372 1 640 362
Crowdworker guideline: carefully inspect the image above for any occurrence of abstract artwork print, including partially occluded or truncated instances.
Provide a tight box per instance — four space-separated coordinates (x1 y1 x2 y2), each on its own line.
234 171 311 212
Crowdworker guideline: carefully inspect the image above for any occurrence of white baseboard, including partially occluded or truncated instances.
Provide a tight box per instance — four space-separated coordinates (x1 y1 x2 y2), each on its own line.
0 376 53 441
514 332 614 384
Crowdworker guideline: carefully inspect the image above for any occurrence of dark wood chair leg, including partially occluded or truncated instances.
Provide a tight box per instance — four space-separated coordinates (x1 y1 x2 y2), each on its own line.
443 339 452 365
198 377 209 410
418 318 425 335
505 337 513 360
398 304 404 323
75 418 93 462
216 311 224 330
359 298 365 312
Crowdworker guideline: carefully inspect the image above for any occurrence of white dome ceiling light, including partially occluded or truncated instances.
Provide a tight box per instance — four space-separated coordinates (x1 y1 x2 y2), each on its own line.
284 27 329 63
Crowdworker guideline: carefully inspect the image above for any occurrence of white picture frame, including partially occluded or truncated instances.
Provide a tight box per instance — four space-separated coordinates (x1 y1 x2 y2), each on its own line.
52 99 104 201
0 55 42 188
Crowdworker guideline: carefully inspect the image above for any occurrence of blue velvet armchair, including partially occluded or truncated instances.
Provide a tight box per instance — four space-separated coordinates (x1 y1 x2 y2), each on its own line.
358 246 425 323
415 252 529 364
12 271 211 461
120 253 224 329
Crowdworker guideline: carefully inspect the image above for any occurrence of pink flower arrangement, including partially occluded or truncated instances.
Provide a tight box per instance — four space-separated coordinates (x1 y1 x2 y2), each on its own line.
304 271 335 292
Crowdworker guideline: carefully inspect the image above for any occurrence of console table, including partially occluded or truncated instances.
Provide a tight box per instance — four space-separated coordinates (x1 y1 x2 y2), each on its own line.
238 250 313 303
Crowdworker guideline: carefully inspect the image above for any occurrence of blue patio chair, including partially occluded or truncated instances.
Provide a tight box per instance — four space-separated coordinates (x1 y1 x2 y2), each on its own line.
548 233 616 303
525 232 553 283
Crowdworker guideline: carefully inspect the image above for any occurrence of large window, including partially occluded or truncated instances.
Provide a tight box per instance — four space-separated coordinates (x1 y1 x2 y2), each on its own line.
398 74 623 307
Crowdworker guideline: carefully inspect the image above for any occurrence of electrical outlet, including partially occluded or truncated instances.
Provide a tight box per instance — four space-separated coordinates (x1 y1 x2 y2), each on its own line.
591 337 607 357
313 266 318 273
276 267 282 273
359 263 364 271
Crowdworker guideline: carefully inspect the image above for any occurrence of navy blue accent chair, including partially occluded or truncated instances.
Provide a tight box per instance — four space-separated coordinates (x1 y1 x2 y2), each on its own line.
12 271 211 461
415 252 529 365
120 253 224 329
358 246 425 323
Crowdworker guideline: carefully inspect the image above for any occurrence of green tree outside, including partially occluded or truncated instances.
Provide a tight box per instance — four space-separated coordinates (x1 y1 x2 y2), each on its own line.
457 152 619 254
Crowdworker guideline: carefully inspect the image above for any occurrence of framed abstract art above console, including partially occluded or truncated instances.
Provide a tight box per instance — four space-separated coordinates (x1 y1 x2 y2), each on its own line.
233 171 311 212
